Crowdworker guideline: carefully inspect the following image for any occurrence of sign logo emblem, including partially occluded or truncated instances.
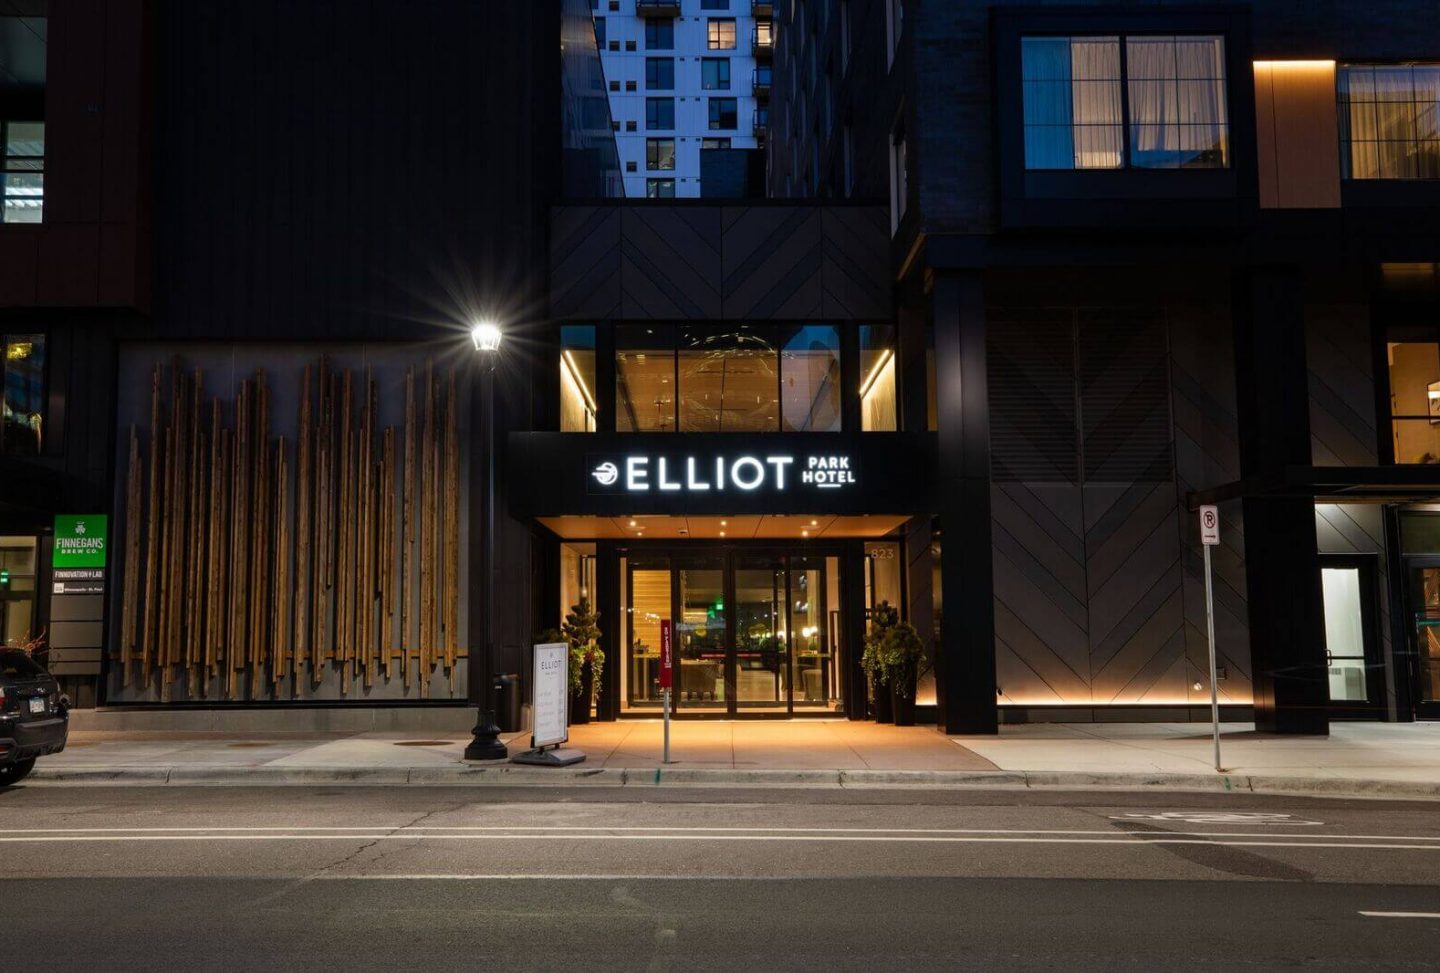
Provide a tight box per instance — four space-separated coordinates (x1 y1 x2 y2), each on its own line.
75 522 87 535
592 461 619 486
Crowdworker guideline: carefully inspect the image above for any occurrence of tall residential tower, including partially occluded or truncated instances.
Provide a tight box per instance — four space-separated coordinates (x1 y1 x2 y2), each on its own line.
593 0 771 197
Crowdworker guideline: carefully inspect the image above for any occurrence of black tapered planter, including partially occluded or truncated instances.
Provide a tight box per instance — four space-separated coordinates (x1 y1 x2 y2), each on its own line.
570 662 593 725
872 677 894 723
891 668 918 727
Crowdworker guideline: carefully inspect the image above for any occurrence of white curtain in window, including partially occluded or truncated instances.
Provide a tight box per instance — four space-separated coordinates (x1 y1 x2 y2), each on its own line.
1127 35 1227 168
1070 38 1122 168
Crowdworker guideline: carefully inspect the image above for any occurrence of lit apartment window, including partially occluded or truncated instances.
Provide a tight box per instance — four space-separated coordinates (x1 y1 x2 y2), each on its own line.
646 178 677 198
646 137 676 170
646 97 675 130
708 18 737 51
702 57 731 90
645 20 674 50
1 334 45 455
1 122 44 224
1021 35 1229 170
1339 64 1440 179
701 137 731 149
646 57 675 90
708 97 738 130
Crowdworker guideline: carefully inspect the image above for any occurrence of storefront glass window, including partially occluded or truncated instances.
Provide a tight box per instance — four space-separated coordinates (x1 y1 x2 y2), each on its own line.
679 326 778 432
616 325 677 432
560 326 597 432
780 325 840 432
860 325 897 431
2 334 45 455
0 536 38 647
1387 340 1440 463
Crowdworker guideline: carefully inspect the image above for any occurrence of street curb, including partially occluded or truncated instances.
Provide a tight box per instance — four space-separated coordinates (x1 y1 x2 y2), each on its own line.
25 764 1440 800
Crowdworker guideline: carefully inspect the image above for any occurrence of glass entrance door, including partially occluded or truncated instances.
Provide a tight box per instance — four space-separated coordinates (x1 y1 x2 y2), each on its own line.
623 549 843 717
1412 565 1440 719
1319 556 1382 714
735 556 788 713
675 556 728 713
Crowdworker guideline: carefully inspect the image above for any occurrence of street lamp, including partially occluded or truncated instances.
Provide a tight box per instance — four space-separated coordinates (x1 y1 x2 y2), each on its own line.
465 319 508 761
470 320 503 353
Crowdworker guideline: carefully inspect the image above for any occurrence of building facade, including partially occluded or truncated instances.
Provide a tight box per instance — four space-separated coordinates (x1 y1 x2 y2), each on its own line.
593 0 772 198
5 0 1440 743
771 0 1440 733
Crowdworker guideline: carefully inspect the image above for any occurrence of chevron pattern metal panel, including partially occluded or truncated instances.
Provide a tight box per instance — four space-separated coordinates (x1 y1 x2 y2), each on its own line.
990 305 1253 710
549 205 890 321
1307 306 1396 715
1308 305 1379 467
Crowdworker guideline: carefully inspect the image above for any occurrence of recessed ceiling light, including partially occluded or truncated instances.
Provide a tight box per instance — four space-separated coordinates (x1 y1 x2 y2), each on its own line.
629 520 638 527
809 519 818 526
719 531 726 537
801 530 809 537
720 519 728 526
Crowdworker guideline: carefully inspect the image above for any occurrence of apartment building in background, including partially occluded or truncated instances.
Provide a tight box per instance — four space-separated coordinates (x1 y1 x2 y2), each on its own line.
593 0 772 197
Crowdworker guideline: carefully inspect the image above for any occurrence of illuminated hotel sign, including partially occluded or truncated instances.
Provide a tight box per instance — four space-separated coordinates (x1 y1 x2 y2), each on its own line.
589 454 857 495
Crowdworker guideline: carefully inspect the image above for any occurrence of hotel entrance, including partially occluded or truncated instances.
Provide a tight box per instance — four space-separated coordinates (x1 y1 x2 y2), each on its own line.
622 548 843 717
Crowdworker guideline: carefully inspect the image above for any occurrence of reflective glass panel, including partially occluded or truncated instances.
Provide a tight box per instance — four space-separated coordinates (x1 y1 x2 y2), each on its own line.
780 325 840 432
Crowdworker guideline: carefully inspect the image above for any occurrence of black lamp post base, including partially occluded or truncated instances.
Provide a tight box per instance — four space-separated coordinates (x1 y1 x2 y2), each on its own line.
464 710 509 761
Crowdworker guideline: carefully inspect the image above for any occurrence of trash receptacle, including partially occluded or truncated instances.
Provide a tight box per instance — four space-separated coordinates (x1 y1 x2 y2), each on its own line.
493 673 522 733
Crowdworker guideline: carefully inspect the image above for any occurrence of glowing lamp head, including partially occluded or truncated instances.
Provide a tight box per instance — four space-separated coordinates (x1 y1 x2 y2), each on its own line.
471 321 503 353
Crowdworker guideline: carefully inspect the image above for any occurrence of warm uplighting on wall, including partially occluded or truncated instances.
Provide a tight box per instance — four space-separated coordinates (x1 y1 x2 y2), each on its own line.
859 348 894 400
1252 59 1336 70
563 348 597 415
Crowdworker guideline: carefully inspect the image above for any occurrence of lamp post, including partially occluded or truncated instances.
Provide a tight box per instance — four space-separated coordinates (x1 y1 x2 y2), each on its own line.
465 320 508 761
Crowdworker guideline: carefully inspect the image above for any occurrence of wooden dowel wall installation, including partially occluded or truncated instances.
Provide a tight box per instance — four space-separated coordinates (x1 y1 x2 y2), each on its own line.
119 427 141 686
294 365 312 687
118 357 468 701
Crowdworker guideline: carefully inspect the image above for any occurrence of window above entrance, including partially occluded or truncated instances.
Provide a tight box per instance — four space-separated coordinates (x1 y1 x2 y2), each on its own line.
615 324 842 433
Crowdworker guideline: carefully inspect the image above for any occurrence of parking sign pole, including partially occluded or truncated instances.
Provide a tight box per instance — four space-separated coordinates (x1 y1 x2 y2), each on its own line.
1199 505 1223 773
660 619 673 765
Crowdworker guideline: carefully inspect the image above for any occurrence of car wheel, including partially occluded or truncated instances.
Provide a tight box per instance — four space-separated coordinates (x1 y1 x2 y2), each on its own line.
0 758 37 786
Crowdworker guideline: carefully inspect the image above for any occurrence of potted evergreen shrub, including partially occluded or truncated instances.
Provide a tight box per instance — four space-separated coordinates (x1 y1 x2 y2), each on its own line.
861 601 899 723
561 598 603 725
885 621 927 727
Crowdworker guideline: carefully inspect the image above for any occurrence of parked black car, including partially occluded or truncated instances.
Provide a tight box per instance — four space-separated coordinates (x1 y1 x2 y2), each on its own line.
0 648 68 785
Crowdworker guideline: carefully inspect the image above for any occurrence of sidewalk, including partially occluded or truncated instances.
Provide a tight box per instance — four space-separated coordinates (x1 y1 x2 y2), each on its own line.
28 718 1440 799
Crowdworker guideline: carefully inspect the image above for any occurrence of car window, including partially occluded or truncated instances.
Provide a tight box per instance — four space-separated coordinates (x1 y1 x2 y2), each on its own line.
0 650 44 679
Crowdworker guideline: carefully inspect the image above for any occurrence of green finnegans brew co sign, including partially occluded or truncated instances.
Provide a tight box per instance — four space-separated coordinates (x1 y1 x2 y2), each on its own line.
52 514 108 568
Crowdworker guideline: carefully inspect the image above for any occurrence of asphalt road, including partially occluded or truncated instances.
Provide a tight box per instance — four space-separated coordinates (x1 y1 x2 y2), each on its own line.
1 784 1438 971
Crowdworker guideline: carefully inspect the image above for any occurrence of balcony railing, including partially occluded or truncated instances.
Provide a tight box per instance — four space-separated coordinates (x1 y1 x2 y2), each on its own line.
752 67 772 98
636 0 681 17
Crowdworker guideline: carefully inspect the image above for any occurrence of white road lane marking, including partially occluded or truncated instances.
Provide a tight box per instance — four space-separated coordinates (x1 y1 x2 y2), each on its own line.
1110 812 1322 826
0 833 1437 850
0 825 1434 840
1359 912 1440 919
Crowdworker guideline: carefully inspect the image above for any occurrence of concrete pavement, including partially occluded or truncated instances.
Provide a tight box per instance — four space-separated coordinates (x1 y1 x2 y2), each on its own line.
24 718 1440 800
